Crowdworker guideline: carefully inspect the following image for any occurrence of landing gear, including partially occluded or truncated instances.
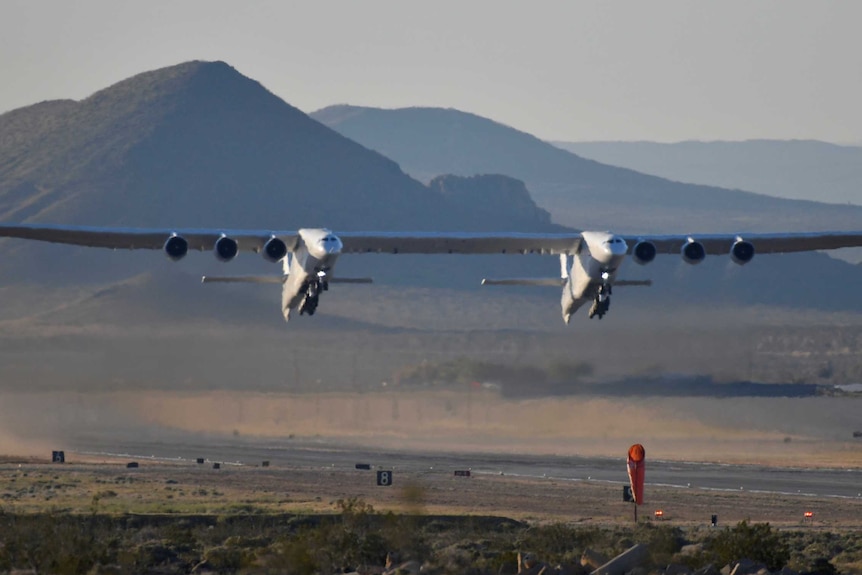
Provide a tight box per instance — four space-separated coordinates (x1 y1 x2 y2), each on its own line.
588 284 611 320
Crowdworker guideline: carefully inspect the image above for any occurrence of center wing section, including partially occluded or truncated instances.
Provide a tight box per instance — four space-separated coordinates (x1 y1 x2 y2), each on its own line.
338 232 583 255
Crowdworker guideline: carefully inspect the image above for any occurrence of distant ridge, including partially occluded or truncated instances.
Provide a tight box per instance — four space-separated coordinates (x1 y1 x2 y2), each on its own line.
312 105 862 233
553 139 862 206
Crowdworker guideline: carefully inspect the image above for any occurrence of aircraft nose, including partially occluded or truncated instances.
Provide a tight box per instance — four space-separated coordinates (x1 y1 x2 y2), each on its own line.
602 237 628 258
611 238 628 256
315 236 343 256
326 237 343 254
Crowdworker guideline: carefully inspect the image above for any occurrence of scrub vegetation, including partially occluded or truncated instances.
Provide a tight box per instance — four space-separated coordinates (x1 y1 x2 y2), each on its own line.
2 464 861 574
0 503 858 574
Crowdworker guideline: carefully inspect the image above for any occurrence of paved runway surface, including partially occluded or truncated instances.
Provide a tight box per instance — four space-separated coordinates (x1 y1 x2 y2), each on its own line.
69 433 862 500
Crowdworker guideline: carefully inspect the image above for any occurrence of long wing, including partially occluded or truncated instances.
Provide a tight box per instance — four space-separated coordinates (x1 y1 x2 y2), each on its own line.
0 224 300 253
0 225 584 255
2 224 861 256
625 232 862 255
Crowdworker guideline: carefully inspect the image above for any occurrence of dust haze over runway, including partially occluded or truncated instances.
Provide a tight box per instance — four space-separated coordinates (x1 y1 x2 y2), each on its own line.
12 388 857 502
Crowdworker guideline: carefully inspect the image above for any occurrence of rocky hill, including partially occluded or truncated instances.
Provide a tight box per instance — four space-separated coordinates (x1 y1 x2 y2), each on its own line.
0 61 554 234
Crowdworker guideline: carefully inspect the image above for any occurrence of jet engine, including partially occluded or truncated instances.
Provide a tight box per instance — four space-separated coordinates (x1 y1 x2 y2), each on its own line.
262 236 288 262
681 240 706 265
164 234 188 261
631 241 657 265
214 235 238 262
730 240 755 265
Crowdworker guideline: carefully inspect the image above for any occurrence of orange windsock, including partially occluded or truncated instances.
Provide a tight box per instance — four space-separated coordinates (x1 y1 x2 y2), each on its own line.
627 443 646 505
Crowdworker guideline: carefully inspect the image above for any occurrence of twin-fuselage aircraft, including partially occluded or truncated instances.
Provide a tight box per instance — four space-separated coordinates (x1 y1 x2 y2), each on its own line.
1 224 862 324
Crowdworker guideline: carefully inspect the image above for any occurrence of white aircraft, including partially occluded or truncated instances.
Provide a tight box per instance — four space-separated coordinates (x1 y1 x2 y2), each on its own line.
1 223 862 323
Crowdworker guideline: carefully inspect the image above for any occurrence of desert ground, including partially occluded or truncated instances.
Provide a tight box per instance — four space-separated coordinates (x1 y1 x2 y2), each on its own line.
2 448 861 529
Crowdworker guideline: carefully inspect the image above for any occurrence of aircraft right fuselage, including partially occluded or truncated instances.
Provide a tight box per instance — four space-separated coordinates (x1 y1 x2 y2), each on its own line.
281 229 343 319
561 231 629 322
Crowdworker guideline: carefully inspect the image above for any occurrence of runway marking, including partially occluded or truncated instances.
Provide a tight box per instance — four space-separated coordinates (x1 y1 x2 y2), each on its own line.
75 450 246 466
472 470 862 500
71 449 862 500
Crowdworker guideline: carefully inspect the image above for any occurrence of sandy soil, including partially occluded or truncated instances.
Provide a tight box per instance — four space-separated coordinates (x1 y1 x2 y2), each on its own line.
2 388 861 531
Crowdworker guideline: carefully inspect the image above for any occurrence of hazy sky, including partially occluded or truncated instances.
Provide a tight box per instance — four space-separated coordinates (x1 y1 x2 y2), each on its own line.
2 1 860 143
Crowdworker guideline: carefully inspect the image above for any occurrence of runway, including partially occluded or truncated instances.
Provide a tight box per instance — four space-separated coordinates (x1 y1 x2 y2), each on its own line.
69 433 862 500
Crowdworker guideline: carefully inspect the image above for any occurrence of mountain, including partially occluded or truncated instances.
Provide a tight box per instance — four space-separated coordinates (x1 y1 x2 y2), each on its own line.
311 106 862 234
0 61 554 234
552 140 862 206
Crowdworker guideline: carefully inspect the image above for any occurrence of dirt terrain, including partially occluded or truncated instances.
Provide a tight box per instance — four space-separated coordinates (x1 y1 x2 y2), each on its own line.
2 454 860 531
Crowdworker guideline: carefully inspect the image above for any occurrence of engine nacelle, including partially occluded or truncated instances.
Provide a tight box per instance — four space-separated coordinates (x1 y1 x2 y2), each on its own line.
214 235 238 262
262 236 288 262
631 241 657 265
681 240 706 265
730 240 755 265
164 234 188 261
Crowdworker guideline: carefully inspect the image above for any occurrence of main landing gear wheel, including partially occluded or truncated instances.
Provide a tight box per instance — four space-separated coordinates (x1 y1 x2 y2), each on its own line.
299 280 322 316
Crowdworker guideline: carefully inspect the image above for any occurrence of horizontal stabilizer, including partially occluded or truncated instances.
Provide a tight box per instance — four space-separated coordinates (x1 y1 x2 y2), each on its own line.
481 278 653 287
330 277 374 284
481 278 564 287
201 275 373 284
202 275 285 284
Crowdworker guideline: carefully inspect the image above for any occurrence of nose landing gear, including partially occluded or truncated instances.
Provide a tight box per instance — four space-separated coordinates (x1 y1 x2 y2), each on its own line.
588 284 611 320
